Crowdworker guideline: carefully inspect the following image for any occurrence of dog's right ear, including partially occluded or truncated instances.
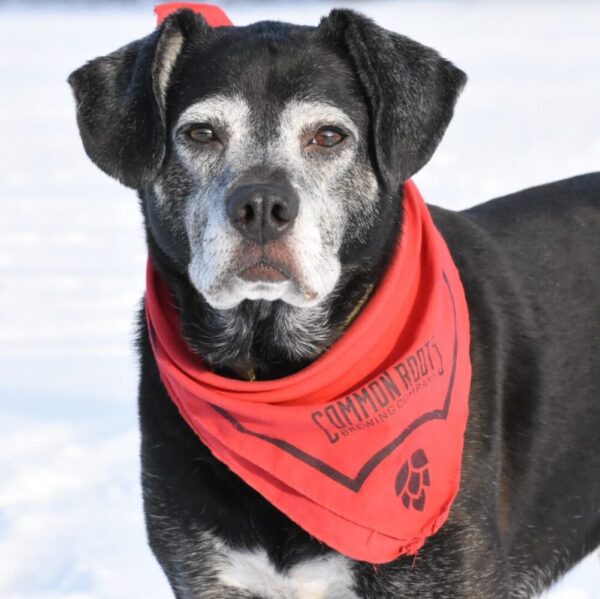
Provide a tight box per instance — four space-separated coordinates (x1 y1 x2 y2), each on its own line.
68 10 211 190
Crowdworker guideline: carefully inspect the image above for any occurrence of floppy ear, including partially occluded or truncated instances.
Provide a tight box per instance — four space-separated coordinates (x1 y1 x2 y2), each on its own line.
68 10 211 189
316 9 467 191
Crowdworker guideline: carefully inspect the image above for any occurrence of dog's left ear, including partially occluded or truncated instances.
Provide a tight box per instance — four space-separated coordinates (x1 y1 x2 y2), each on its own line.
316 10 467 191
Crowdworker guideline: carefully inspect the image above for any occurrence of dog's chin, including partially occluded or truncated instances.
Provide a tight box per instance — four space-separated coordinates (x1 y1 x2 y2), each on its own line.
188 251 342 311
198 277 328 310
190 265 340 310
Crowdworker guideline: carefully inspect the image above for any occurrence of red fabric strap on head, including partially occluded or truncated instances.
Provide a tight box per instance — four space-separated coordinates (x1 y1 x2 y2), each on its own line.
155 2 232 27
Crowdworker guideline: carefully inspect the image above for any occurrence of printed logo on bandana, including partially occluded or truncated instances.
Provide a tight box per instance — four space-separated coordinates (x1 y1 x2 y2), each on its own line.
395 449 431 511
311 338 444 444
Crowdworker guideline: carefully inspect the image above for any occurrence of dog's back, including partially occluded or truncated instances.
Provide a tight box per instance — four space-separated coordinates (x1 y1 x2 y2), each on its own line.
431 172 600 593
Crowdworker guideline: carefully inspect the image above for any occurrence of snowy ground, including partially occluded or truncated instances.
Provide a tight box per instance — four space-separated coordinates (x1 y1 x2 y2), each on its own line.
0 1 599 597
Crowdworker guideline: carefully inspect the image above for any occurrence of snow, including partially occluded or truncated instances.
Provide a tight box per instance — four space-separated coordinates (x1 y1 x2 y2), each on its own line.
0 1 598 597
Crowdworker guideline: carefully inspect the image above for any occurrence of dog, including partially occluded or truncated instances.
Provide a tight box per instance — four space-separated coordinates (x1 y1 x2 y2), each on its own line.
68 7 600 598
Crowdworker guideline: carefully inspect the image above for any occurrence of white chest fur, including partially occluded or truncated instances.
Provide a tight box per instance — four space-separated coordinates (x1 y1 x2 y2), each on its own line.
215 545 360 598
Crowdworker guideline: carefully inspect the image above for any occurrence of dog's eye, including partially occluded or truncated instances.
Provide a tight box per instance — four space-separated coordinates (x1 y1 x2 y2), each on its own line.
188 125 216 143
310 128 346 148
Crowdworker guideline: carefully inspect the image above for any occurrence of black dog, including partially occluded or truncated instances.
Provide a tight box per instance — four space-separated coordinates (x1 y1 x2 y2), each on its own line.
69 9 600 598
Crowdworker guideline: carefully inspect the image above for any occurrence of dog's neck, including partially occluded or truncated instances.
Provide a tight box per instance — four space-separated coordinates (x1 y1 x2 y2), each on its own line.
161 263 383 381
225 284 374 381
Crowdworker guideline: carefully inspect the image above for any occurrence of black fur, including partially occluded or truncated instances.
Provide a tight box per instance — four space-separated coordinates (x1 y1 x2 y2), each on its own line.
69 8 600 598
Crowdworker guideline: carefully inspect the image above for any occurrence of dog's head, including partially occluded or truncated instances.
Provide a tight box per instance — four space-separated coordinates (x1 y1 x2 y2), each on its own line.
69 9 465 313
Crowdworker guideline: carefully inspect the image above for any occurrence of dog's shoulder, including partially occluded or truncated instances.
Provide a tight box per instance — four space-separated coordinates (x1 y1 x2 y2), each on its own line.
429 172 600 282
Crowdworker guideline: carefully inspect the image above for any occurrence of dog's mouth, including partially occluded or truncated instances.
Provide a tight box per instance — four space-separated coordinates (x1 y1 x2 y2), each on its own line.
234 243 296 285
195 241 327 309
239 260 289 283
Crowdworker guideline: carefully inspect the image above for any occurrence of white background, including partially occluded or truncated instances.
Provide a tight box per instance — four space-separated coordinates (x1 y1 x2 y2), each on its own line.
0 1 598 597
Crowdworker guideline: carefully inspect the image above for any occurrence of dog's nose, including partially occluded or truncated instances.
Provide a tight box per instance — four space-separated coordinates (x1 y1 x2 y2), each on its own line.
226 183 299 243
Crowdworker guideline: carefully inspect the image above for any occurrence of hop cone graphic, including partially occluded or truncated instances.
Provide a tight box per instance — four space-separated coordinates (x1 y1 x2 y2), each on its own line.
395 449 431 511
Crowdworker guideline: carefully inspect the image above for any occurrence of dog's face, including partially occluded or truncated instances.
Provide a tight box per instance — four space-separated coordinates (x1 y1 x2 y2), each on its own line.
155 24 376 310
69 9 466 317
